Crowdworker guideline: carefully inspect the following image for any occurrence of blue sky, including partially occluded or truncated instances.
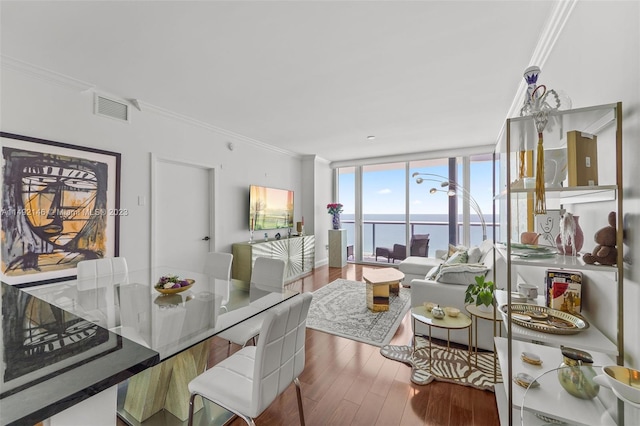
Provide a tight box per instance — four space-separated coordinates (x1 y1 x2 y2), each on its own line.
338 160 494 216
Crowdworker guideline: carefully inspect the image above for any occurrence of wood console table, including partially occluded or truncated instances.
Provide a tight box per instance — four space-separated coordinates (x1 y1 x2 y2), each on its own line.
232 235 315 284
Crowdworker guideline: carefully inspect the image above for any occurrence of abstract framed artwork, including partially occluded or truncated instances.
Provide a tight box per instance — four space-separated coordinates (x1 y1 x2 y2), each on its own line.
535 209 562 247
1 132 121 287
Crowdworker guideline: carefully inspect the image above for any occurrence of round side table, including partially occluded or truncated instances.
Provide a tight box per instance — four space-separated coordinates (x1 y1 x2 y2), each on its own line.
411 306 472 379
465 303 502 383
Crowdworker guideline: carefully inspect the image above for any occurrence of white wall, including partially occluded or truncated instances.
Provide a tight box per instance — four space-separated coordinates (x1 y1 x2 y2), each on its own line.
0 66 308 270
540 1 640 371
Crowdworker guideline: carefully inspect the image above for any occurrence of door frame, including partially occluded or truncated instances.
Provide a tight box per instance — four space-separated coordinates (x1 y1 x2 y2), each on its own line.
150 153 216 269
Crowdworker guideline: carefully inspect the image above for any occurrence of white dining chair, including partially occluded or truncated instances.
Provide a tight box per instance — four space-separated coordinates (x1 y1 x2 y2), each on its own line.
203 252 233 310
216 257 286 352
249 256 287 303
188 292 313 426
76 257 129 328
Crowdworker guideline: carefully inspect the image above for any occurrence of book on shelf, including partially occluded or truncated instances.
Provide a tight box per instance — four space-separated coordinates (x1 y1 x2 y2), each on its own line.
545 269 583 314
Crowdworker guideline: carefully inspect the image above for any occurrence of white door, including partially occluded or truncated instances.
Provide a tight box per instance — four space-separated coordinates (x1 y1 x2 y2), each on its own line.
153 157 214 272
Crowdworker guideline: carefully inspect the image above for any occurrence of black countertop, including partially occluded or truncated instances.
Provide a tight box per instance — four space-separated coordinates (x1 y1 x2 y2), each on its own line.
0 282 160 425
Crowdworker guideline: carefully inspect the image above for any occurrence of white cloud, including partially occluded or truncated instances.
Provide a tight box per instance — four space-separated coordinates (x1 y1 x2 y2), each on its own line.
378 188 391 194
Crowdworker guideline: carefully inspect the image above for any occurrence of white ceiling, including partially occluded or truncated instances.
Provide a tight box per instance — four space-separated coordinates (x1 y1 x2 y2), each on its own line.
0 1 556 162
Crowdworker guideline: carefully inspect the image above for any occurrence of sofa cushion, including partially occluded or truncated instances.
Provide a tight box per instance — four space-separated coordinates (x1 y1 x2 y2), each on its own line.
434 263 489 285
399 256 443 277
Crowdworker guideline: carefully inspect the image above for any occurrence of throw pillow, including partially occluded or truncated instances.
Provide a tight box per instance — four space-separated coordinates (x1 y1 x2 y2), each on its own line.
426 265 441 280
435 264 489 285
467 246 483 264
445 249 468 265
447 244 468 258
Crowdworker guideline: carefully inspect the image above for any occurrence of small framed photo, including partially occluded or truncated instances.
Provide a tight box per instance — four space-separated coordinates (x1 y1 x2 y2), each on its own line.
535 210 562 247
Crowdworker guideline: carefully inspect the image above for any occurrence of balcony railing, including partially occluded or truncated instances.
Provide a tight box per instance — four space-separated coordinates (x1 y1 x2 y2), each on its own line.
340 219 497 263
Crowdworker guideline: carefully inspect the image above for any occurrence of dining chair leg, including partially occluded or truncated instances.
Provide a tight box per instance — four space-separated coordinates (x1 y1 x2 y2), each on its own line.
294 377 305 426
187 393 197 426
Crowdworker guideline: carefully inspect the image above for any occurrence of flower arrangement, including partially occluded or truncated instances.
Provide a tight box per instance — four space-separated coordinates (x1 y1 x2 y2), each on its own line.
326 203 343 215
155 274 192 290
327 203 344 230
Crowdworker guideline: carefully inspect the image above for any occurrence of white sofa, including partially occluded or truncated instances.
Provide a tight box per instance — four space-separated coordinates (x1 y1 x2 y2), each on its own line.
403 240 505 351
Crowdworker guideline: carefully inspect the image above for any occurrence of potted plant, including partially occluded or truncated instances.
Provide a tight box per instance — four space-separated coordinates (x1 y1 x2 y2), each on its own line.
465 275 495 311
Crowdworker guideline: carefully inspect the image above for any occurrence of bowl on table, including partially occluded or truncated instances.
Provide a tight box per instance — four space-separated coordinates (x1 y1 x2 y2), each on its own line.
154 276 195 294
444 307 460 317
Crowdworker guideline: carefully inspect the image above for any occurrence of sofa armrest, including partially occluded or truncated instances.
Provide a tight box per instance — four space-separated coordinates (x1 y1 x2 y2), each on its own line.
434 249 447 259
410 279 468 309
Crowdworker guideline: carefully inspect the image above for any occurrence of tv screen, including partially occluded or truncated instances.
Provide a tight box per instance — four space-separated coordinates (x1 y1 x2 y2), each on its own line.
249 185 294 230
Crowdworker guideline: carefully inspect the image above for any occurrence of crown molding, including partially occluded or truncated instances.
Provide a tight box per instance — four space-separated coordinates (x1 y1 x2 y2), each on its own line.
1 54 301 159
1 55 95 92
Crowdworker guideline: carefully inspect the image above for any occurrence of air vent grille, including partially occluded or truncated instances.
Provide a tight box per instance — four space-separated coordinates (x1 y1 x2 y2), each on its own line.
94 95 129 122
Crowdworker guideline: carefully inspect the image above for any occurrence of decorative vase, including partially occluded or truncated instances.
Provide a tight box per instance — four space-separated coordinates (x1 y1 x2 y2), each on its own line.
332 213 341 230
544 147 568 188
557 346 599 400
477 303 494 313
556 214 584 255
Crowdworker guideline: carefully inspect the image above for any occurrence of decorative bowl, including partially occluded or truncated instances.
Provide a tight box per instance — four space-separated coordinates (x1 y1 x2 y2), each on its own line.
424 302 436 312
154 277 195 294
594 366 640 404
444 307 460 317
500 303 589 335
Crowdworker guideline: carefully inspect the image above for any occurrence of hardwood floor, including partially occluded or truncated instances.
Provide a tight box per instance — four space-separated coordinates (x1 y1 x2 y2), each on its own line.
217 263 500 426
118 263 501 425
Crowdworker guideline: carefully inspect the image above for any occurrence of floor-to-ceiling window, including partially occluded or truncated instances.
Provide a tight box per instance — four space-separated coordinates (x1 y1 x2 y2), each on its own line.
336 153 493 264
409 158 452 255
362 163 407 263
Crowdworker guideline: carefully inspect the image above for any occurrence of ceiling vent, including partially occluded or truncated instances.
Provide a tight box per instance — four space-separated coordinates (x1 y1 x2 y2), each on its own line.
94 94 130 122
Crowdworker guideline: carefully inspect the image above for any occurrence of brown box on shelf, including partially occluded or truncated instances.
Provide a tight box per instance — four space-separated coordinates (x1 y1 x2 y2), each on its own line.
545 269 583 314
567 130 598 186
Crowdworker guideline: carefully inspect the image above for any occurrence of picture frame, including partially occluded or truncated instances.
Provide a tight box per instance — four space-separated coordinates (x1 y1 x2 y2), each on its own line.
1 132 121 287
535 209 562 247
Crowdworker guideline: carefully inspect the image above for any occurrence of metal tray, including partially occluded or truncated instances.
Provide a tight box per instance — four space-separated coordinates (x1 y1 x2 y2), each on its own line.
499 303 589 335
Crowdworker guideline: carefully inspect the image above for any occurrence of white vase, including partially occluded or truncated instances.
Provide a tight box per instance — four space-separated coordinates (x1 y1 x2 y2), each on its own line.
478 304 494 313
544 147 567 188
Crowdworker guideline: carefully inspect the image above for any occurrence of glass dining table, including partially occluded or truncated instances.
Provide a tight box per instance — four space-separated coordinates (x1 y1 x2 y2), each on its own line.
5 265 298 426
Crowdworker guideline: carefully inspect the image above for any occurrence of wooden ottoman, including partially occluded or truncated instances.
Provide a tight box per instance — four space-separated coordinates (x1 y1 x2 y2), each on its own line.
363 268 405 312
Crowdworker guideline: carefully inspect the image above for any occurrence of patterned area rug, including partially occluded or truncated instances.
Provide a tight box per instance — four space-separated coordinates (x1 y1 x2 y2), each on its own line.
306 278 410 347
381 336 502 391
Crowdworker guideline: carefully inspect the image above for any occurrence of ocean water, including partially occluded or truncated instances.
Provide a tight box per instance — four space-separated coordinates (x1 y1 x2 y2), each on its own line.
340 213 497 254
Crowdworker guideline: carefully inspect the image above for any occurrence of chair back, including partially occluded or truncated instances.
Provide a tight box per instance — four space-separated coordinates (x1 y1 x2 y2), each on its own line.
203 252 233 281
203 252 233 305
251 292 313 417
76 257 128 328
77 257 129 289
410 234 430 257
249 257 286 302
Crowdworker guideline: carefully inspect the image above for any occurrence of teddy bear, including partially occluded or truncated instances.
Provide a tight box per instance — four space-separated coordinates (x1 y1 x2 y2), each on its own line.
583 211 618 266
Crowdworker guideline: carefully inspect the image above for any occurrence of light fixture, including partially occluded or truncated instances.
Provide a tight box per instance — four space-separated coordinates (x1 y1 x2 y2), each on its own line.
366 135 376 141
413 172 487 241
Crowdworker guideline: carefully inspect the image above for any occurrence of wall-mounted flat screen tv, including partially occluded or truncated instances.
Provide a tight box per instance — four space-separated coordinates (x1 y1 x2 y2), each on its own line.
249 185 294 230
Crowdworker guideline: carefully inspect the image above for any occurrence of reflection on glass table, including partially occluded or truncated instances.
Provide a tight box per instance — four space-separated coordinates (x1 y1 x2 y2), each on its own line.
519 365 618 425
24 266 298 425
